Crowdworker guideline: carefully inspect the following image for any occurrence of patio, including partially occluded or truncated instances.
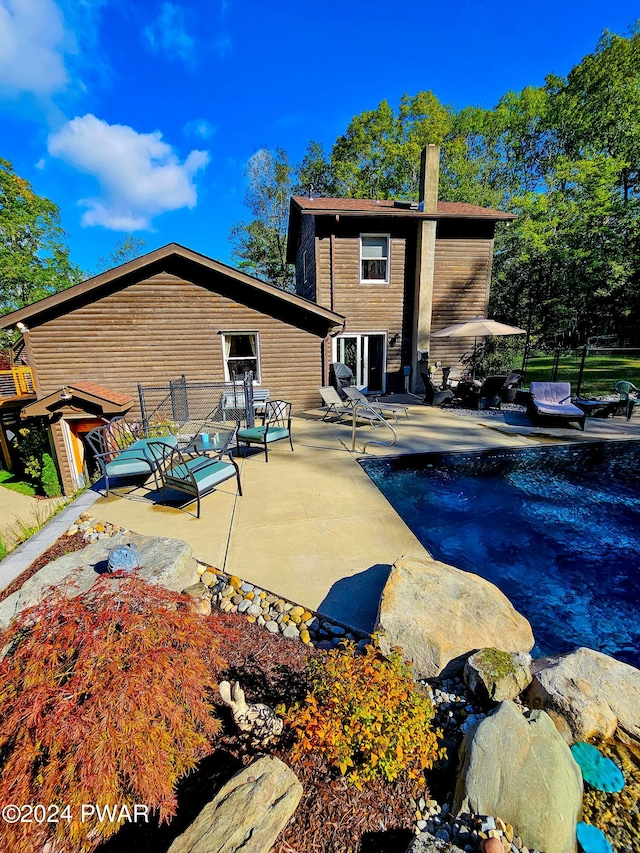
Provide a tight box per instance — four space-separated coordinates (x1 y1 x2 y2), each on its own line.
90 403 536 630
5 399 640 632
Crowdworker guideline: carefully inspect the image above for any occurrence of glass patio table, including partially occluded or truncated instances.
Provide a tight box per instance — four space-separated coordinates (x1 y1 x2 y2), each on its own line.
182 430 235 456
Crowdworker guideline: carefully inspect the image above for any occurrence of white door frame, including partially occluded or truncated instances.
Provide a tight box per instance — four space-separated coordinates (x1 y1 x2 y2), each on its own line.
332 332 387 392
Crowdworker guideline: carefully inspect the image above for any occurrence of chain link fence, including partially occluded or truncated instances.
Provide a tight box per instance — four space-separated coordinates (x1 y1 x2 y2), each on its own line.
137 373 256 444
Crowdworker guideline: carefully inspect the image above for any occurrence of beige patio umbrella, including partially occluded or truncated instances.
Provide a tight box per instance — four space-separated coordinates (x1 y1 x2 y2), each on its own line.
429 316 526 378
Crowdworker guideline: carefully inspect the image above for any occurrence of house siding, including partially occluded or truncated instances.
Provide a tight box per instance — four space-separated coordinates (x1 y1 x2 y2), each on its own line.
429 237 494 369
294 214 317 302
298 214 496 386
28 272 326 420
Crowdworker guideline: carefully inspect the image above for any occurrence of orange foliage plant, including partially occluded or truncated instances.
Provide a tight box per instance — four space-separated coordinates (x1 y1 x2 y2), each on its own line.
285 639 445 790
0 574 235 853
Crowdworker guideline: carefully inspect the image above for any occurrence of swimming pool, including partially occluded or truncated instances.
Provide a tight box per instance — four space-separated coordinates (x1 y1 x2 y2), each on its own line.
360 441 640 668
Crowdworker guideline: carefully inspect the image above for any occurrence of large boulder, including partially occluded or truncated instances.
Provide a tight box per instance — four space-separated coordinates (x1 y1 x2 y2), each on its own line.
464 648 532 702
0 532 199 630
375 556 534 679
453 700 582 853
166 755 302 853
525 647 640 745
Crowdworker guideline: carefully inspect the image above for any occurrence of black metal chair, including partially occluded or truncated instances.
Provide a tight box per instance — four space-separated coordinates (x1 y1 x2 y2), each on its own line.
423 377 454 407
85 416 177 497
236 400 294 462
149 436 242 518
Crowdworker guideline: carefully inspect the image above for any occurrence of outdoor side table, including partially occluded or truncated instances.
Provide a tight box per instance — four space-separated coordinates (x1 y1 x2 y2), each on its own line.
574 399 618 418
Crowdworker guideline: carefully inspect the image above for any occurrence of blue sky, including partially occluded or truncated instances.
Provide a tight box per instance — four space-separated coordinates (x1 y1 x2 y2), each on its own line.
1 0 638 276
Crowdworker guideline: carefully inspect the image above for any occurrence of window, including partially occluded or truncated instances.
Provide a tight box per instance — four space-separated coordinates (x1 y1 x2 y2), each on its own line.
360 234 390 283
221 332 260 382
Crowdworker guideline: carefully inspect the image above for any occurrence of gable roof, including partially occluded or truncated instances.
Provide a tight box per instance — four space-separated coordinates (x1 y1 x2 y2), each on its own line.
0 243 345 337
286 196 516 263
21 382 134 419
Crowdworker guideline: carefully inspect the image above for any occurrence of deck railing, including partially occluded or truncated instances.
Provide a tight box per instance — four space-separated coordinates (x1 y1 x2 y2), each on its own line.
0 367 35 398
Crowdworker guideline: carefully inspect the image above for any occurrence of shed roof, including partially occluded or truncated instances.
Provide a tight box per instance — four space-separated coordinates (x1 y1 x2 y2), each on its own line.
21 382 134 419
0 243 345 337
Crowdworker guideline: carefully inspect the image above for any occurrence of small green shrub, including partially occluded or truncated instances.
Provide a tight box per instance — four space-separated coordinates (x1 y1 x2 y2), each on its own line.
13 426 49 482
40 453 62 497
286 639 445 789
0 576 238 852
0 536 6 560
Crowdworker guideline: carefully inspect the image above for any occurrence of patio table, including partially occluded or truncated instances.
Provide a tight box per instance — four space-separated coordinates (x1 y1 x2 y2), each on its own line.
182 430 235 456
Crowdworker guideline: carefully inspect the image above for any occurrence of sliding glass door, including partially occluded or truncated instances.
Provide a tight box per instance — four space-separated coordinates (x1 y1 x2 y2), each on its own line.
334 334 386 392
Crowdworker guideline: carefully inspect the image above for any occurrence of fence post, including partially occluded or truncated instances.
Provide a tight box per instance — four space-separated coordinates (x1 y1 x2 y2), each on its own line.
576 344 588 398
138 383 148 435
244 372 255 428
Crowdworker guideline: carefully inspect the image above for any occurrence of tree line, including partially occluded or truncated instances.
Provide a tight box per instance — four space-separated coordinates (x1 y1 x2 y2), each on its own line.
232 25 640 349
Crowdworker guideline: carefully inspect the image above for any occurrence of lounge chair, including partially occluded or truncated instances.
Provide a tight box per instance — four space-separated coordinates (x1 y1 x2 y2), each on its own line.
236 400 294 462
317 386 383 426
614 380 640 421
528 382 586 430
342 386 409 421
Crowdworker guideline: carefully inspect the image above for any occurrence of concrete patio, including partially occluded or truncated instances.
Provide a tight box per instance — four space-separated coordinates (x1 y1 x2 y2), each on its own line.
91 400 640 630
4 400 640 632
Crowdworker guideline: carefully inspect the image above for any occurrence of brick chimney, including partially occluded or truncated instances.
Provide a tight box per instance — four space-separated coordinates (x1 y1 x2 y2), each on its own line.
411 145 440 391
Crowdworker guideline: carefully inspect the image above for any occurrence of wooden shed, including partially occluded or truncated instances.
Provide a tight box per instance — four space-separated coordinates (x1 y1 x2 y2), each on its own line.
0 244 344 494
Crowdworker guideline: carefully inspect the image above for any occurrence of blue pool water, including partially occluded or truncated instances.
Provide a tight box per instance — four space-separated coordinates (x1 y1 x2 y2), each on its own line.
360 441 640 668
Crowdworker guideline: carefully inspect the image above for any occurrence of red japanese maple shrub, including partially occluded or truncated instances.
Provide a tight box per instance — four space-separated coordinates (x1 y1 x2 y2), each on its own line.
0 574 235 853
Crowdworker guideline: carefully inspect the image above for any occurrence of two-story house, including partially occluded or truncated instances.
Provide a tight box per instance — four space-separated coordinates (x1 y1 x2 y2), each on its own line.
286 145 515 393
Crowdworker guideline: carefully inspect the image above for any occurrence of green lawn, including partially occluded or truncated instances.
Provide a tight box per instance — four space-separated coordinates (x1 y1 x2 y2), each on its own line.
524 354 640 397
0 470 36 496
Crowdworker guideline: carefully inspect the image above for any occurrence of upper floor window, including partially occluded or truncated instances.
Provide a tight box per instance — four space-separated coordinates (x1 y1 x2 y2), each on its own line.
360 234 390 283
221 332 260 382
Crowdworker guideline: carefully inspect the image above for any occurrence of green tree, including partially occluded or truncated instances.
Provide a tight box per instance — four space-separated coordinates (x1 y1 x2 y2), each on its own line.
96 234 147 273
229 148 295 291
0 159 81 317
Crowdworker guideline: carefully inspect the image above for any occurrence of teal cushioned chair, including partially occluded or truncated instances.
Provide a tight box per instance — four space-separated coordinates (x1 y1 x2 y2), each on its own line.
86 418 178 496
236 400 293 462
150 442 242 518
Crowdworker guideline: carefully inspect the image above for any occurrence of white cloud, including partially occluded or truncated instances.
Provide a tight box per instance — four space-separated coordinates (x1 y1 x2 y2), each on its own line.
0 0 73 95
47 114 209 230
184 118 217 140
143 3 195 64
35 158 46 169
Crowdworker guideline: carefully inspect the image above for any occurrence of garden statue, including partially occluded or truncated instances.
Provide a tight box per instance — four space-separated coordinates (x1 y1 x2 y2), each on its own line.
218 680 284 744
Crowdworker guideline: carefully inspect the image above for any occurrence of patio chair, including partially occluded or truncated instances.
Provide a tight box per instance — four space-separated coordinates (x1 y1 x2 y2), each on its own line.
528 382 586 430
236 400 294 462
478 375 508 410
502 371 523 403
149 438 242 518
423 376 454 407
317 386 383 426
614 380 640 421
342 386 409 421
85 416 178 497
